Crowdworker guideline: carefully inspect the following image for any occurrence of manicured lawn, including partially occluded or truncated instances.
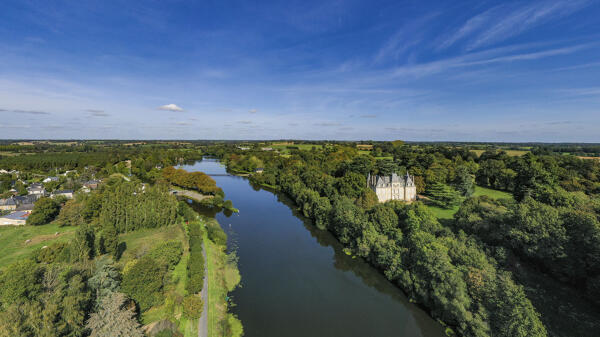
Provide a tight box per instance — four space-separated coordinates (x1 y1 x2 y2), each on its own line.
0 222 77 268
473 185 513 200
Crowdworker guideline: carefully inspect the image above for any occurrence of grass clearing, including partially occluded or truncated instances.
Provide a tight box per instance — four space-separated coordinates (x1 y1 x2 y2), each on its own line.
118 224 186 265
0 222 77 268
473 185 513 200
426 204 459 220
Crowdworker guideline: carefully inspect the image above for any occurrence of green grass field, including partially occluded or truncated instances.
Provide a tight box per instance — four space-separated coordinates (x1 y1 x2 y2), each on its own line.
473 185 513 199
470 149 529 157
0 223 77 268
426 185 513 220
271 143 323 153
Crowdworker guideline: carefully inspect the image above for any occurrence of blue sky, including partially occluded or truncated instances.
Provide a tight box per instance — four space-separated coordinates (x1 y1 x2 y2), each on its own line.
1 0 600 141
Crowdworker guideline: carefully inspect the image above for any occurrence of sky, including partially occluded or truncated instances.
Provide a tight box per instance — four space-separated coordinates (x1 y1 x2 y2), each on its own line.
1 0 600 142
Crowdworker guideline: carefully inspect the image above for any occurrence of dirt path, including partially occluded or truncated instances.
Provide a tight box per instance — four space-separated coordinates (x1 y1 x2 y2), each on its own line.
171 187 213 202
198 241 208 337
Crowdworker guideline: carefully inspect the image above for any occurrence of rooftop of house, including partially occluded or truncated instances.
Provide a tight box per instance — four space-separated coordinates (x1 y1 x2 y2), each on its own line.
54 190 74 194
0 211 30 220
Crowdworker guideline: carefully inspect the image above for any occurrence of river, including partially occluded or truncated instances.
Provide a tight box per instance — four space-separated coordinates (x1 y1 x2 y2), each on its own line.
179 158 445 337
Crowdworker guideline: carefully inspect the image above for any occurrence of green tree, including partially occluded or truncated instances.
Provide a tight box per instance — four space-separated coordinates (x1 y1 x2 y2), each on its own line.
86 292 144 337
426 182 463 209
26 197 60 226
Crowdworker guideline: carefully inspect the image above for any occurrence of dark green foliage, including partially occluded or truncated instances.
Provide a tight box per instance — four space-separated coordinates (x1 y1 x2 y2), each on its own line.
206 221 227 246
0 264 92 337
453 165 475 197
26 197 61 226
455 195 600 305
121 256 167 312
426 182 463 209
99 222 119 257
98 179 178 233
71 224 96 262
34 242 70 264
177 201 197 222
186 223 205 294
147 240 183 270
0 259 43 306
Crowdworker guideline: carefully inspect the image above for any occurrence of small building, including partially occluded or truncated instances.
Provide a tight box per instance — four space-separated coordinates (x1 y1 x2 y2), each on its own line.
51 190 74 199
83 180 101 190
261 147 273 151
0 197 18 211
43 177 59 183
0 211 30 226
27 183 46 196
254 168 264 174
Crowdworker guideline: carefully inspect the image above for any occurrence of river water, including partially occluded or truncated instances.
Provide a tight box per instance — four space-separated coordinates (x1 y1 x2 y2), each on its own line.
179 158 445 337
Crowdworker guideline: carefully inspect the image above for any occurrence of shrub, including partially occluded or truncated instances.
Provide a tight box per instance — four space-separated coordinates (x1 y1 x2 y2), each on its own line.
121 256 167 311
207 221 227 246
182 295 203 319
186 223 205 294
147 240 183 270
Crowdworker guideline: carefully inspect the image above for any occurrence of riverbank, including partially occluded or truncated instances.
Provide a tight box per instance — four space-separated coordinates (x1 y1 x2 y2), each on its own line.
204 217 243 337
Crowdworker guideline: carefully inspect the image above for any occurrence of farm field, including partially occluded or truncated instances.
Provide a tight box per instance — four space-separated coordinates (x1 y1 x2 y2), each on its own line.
470 149 529 157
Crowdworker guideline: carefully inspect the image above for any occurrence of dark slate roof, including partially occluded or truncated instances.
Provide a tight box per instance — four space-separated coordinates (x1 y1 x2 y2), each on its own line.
54 190 74 194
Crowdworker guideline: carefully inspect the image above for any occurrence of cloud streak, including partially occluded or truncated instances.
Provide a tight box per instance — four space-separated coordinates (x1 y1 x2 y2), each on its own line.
158 104 184 112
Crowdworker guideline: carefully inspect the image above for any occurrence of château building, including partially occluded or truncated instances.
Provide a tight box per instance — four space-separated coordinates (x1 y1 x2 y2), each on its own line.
367 172 417 202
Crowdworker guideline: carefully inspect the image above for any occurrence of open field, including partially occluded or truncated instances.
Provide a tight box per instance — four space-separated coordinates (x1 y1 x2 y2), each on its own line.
470 149 529 157
271 143 324 153
577 156 600 161
473 185 513 199
0 223 77 268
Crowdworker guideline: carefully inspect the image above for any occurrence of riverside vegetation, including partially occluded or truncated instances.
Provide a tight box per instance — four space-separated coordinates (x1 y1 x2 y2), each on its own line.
205 141 600 337
0 144 242 337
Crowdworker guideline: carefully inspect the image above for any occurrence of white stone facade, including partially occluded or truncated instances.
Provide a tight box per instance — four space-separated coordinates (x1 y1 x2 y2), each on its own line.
367 173 417 203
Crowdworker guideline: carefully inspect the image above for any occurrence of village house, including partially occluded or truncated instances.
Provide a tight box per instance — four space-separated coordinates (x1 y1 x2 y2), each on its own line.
0 211 30 226
254 168 264 174
27 183 46 196
51 189 74 199
43 176 59 183
0 197 18 211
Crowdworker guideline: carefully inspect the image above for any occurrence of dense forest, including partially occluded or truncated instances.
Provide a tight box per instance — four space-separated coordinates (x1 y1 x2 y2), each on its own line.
204 141 600 337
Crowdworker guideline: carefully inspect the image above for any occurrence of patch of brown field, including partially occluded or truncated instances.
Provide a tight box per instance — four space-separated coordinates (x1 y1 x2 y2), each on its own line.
356 144 373 150
577 156 600 160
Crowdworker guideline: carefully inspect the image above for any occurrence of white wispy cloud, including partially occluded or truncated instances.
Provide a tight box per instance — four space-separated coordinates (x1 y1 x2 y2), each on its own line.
158 103 183 111
391 44 587 78
437 7 496 50
467 0 591 50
